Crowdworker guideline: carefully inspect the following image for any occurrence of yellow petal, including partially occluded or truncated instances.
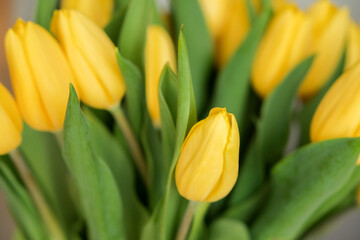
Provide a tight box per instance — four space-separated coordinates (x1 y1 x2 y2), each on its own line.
61 0 114 27
311 61 360 142
175 108 240 202
0 83 22 155
145 25 176 127
299 5 350 98
51 10 125 110
346 23 360 70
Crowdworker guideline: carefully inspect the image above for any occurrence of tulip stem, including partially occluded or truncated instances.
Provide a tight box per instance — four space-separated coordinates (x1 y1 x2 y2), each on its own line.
10 149 66 240
176 201 198 240
110 107 149 189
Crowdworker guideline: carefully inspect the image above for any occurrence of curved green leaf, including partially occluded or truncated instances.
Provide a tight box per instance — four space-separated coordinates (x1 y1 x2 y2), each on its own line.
35 0 57 30
209 218 250 240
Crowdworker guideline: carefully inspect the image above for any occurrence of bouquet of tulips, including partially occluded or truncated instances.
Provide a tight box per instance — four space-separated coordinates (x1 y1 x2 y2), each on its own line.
1 0 360 239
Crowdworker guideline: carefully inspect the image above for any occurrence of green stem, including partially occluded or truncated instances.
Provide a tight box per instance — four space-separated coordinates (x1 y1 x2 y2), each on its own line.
9 149 66 240
110 107 149 189
176 201 198 240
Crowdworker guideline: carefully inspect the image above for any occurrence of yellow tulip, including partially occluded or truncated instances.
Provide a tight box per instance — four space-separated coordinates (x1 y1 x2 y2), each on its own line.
272 0 289 11
145 25 176 127
0 83 22 155
5 19 74 131
299 0 350 98
310 61 360 143
61 0 114 27
175 108 240 202
51 10 125 110
252 5 313 98
346 23 360 70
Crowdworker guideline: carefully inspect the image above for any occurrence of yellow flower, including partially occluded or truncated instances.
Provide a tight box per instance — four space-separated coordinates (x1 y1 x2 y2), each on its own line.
0 83 22 155
61 0 114 27
51 10 125 110
299 0 350 98
5 19 74 131
252 5 312 98
175 108 240 202
346 23 360 70
310 61 360 143
145 25 176 127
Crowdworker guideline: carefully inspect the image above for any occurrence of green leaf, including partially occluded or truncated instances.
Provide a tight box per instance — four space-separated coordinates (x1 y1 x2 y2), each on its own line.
63 85 125 240
105 3 128 44
245 0 257 24
20 125 76 231
84 111 149 240
141 29 197 240
211 8 271 130
299 49 346 145
257 55 315 165
116 50 144 136
0 156 48 240
118 0 151 68
208 218 251 240
251 138 360 240
35 0 57 30
172 0 213 111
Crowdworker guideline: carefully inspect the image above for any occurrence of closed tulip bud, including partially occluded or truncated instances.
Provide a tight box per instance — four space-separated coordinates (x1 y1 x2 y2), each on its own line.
299 0 350 98
252 5 313 98
61 0 114 27
5 19 74 131
310 61 360 142
51 10 125 110
175 108 240 202
346 23 360 70
145 25 176 127
0 84 22 155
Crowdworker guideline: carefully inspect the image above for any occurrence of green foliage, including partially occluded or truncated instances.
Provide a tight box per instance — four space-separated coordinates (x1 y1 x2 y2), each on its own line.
35 0 57 30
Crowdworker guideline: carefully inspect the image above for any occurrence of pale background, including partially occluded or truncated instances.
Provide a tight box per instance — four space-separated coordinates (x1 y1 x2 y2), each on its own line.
0 0 359 239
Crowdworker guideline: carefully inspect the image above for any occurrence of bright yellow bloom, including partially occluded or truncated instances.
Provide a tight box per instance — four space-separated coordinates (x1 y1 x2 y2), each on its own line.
0 83 22 155
272 0 289 11
252 5 312 98
51 10 125 110
175 108 240 202
346 23 360 70
145 25 176 127
61 0 114 27
5 19 74 131
310 61 360 142
299 0 350 98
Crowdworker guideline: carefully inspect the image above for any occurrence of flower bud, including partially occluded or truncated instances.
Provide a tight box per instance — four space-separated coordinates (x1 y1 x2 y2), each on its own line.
346 23 360 70
61 0 114 27
5 19 74 131
0 83 23 155
299 0 350 98
145 25 176 127
175 108 240 202
252 5 312 98
51 10 125 110
310 61 360 142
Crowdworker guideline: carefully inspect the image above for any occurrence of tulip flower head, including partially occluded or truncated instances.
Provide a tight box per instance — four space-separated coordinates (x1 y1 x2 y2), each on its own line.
252 5 312 98
51 10 125 110
346 23 360 70
61 0 114 27
175 108 240 202
299 0 350 98
5 19 74 132
145 25 176 127
311 61 360 142
0 84 23 155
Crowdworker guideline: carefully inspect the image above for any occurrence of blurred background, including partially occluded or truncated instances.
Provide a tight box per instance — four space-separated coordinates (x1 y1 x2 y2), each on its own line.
0 0 359 239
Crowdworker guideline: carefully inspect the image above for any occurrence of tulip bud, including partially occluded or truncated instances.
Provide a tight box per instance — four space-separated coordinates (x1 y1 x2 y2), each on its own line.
175 108 240 202
0 83 23 155
252 5 312 98
5 19 74 131
61 0 114 27
145 25 176 127
299 0 350 98
346 23 360 70
310 61 360 142
51 10 125 110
